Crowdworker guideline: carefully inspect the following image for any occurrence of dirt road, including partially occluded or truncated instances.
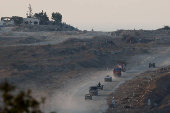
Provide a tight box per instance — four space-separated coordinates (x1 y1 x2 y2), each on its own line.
1 27 170 113
44 47 170 113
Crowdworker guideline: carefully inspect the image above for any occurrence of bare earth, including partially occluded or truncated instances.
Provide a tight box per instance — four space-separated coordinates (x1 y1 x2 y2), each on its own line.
0 26 170 113
44 47 170 113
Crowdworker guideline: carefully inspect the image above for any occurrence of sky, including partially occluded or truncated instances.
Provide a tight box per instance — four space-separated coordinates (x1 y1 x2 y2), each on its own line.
1 0 170 31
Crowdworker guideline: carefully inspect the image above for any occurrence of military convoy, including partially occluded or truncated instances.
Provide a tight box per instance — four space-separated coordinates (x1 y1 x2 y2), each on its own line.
85 83 104 100
85 61 158 102
85 62 127 101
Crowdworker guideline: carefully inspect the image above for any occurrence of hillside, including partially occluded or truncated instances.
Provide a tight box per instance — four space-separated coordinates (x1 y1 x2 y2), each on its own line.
106 66 170 113
0 28 170 112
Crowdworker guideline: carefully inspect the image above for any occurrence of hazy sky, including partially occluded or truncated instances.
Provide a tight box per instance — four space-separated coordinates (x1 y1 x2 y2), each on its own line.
1 0 170 31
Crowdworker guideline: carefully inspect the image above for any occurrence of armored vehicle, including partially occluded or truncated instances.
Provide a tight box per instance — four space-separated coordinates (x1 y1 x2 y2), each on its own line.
149 63 155 68
85 94 92 100
104 75 112 82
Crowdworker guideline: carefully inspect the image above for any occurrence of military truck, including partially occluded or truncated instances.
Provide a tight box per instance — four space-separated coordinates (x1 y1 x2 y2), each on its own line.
116 63 126 72
89 86 98 96
113 68 121 77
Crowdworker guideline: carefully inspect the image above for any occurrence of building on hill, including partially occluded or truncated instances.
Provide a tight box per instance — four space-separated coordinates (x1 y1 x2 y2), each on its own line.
23 18 39 25
1 17 39 26
0 17 14 26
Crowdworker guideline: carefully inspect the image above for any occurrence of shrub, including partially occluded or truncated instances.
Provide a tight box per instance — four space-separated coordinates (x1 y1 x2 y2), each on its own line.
0 80 56 113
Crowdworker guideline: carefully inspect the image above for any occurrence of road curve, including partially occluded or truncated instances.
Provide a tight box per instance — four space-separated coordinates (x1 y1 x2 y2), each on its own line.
45 47 170 113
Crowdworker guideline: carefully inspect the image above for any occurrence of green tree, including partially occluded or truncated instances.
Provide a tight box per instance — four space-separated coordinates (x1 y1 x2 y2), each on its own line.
12 16 23 25
51 12 62 24
34 10 49 25
0 80 56 113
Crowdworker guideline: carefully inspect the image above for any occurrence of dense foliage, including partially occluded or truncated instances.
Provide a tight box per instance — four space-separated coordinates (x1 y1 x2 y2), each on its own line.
34 10 49 25
51 12 62 24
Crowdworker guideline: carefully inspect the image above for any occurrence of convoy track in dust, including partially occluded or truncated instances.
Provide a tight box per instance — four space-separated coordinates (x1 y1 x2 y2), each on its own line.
45 47 170 113
1 27 170 113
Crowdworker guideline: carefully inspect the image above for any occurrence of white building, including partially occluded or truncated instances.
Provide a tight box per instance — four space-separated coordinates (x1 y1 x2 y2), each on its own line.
0 17 14 26
23 18 39 25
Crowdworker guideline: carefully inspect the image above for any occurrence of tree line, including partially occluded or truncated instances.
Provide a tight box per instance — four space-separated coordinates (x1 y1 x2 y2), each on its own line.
12 10 62 25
